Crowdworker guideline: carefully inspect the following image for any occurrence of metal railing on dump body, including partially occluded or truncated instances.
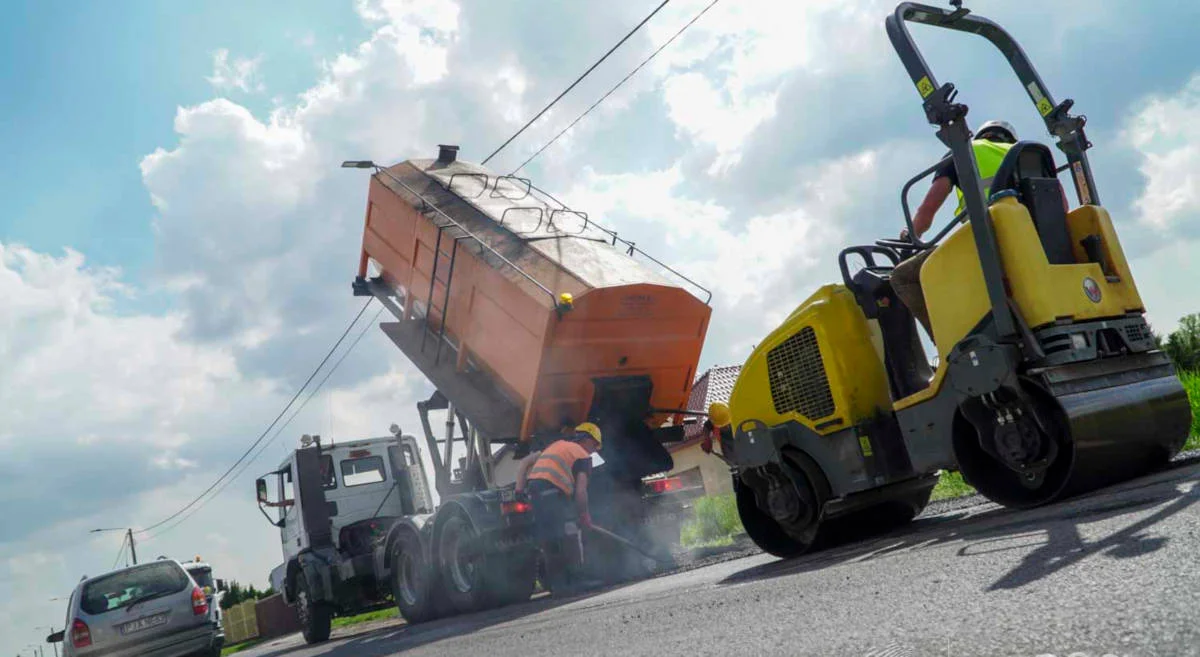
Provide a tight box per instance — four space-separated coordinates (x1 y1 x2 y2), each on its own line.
441 171 713 305
372 167 559 305
526 181 713 305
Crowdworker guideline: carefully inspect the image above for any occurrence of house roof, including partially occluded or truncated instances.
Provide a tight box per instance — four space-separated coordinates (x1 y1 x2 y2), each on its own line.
676 364 742 444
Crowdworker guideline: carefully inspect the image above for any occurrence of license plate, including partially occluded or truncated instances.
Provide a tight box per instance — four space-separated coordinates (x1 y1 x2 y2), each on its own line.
120 612 168 635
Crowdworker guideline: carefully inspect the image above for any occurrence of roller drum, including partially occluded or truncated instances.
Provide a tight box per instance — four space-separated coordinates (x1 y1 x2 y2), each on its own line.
1053 371 1189 499
958 352 1191 508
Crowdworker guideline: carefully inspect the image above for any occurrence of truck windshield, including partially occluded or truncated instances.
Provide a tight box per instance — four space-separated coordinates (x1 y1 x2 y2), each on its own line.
80 562 189 615
186 567 214 590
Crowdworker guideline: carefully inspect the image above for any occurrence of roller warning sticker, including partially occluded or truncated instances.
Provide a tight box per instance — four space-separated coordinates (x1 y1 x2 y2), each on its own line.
858 434 874 457
917 76 935 98
1027 81 1054 116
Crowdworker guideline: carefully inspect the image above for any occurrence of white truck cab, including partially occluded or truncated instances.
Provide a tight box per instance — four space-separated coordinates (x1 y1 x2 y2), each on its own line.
263 433 433 562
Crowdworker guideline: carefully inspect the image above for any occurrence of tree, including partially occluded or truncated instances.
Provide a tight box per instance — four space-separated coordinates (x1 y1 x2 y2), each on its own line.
219 580 278 609
1164 314 1200 372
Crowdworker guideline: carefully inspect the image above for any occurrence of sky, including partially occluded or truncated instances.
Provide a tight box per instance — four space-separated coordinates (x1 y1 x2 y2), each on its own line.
4 0 1200 651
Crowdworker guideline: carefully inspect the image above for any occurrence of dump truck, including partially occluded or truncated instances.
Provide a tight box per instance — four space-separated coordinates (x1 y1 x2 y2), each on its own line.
256 145 715 643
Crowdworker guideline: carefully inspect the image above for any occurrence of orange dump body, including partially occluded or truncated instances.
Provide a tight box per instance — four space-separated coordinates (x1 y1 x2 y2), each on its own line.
355 153 711 471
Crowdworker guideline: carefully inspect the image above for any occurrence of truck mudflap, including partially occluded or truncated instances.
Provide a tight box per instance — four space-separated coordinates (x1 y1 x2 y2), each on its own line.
295 549 338 602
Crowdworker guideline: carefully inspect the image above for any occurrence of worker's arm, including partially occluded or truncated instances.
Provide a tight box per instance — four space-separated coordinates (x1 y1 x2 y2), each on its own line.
514 451 541 493
573 470 591 527
909 176 954 239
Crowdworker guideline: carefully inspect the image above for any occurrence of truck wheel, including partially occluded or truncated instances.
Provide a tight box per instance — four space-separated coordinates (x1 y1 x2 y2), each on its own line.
391 531 436 624
296 575 332 644
437 514 490 614
483 549 537 607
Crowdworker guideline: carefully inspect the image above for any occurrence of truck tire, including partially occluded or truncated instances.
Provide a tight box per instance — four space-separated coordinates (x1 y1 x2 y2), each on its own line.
390 530 437 624
437 513 490 614
296 575 332 644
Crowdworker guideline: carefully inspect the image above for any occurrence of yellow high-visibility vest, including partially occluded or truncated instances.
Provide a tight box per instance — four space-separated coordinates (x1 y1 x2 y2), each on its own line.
954 140 1014 216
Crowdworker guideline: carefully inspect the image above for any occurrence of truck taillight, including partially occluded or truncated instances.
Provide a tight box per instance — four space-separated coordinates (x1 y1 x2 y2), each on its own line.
501 501 531 515
192 586 209 616
71 618 92 648
648 477 683 494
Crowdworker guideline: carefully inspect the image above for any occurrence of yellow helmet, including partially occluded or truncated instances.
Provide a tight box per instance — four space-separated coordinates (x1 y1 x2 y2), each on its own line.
574 422 602 447
708 402 732 428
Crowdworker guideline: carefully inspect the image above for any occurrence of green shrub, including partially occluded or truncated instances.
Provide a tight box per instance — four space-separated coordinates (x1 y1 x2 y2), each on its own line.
1182 370 1200 450
930 470 975 501
680 494 744 547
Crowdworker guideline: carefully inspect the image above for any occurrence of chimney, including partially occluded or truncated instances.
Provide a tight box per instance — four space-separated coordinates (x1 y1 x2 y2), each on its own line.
436 144 459 164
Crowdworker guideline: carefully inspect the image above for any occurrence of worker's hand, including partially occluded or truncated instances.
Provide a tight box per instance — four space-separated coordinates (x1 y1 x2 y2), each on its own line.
579 511 594 529
899 228 910 241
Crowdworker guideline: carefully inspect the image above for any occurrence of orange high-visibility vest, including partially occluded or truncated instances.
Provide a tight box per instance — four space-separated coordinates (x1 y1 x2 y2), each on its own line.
528 440 589 495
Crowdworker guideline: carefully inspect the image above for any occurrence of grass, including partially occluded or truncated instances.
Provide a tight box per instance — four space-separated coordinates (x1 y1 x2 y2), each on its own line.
331 606 399 629
680 494 744 548
1182 370 1200 451
930 470 976 501
217 607 399 655
221 639 264 655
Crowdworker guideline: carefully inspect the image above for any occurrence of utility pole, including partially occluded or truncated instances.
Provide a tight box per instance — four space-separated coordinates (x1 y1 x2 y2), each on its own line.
90 527 137 565
126 528 138 565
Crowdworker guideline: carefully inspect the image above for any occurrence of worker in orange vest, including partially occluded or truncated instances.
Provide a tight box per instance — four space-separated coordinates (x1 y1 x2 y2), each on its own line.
514 422 603 593
700 402 735 465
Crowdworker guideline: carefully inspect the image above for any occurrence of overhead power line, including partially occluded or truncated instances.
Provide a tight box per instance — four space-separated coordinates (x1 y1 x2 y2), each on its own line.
512 0 723 174
110 534 128 570
141 304 386 542
138 298 375 536
480 0 671 166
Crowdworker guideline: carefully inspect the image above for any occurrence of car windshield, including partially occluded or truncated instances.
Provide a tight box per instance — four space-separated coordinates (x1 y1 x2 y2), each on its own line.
186 567 214 590
80 562 189 614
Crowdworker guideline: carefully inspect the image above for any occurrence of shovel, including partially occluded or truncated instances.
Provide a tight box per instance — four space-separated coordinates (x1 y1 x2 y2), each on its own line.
587 524 676 566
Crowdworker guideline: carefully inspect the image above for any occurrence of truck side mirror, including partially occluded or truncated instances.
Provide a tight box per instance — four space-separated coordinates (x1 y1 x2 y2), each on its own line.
47 630 64 643
215 578 226 592
256 478 269 504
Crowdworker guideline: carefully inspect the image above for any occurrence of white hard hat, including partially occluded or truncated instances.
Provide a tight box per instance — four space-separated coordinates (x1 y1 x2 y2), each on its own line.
977 120 1018 143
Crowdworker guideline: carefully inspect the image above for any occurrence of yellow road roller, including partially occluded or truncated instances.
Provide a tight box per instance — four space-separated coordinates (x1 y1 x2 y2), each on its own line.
718 2 1193 557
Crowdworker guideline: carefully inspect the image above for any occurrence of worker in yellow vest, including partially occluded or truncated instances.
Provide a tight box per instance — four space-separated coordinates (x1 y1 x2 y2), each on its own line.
514 423 603 593
892 120 1017 337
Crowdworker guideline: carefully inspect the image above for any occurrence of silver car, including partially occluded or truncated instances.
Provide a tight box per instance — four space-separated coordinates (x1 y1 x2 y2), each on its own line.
60 559 222 657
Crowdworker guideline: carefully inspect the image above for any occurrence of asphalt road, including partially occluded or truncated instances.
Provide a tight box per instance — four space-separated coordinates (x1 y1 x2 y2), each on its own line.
239 459 1200 657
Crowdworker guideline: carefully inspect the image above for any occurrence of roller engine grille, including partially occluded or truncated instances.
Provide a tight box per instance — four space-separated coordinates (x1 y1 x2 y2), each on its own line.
766 326 836 420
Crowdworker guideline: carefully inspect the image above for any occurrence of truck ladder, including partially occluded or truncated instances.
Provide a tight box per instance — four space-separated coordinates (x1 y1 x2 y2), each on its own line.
420 220 469 366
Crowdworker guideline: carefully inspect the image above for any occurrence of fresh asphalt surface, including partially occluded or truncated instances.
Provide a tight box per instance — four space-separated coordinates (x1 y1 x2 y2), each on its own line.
239 459 1200 657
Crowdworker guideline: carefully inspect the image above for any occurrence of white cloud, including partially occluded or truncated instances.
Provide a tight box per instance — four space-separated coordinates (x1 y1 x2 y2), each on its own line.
206 49 265 94
1124 74 1200 233
638 0 889 176
662 72 777 173
0 243 240 453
